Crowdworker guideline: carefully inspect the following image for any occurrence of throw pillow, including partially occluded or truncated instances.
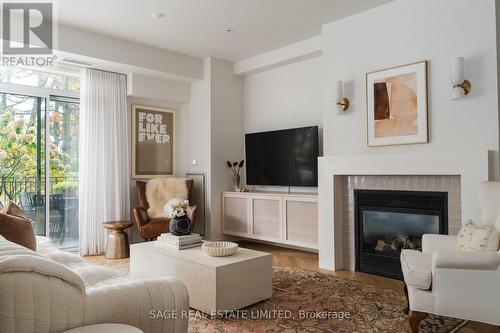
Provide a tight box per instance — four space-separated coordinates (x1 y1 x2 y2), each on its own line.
1 201 27 219
455 220 499 252
0 202 36 251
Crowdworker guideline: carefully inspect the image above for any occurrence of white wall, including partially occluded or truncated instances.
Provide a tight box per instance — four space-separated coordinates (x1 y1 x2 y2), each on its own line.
5 15 203 82
322 0 500 179
57 24 203 82
127 97 183 243
179 59 211 177
176 59 212 238
242 56 323 192
127 73 190 103
244 57 322 134
234 36 322 75
177 58 244 240
127 73 197 244
210 58 244 240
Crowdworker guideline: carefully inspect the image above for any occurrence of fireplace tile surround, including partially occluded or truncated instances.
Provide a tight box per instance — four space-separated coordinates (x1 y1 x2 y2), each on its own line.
341 175 461 271
318 150 491 271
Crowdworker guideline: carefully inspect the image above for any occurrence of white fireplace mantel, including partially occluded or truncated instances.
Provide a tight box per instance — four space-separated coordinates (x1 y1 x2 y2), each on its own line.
318 150 492 271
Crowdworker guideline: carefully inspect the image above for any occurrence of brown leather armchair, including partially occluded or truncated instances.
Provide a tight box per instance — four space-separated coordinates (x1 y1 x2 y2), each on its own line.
133 179 198 240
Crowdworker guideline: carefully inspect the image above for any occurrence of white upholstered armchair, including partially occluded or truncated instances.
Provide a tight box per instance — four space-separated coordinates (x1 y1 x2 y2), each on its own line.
401 181 500 332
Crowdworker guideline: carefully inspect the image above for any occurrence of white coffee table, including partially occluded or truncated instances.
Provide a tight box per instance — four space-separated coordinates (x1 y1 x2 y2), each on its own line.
130 242 272 314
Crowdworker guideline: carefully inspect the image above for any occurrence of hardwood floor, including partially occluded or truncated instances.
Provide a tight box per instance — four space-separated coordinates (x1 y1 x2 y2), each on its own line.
237 241 500 333
85 240 499 333
238 240 405 293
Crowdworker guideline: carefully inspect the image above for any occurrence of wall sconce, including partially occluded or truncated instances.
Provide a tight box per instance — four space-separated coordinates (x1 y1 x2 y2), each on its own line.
334 80 350 114
451 57 471 99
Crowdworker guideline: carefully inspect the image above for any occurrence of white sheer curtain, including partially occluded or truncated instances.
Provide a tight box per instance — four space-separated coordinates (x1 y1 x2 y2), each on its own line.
79 69 130 255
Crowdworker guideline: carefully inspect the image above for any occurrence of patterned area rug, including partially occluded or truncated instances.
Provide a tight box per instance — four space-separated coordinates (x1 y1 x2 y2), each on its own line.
188 266 463 333
96 261 464 333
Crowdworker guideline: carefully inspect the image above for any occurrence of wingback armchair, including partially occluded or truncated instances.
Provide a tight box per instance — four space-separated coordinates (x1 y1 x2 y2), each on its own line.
133 179 197 240
401 181 500 332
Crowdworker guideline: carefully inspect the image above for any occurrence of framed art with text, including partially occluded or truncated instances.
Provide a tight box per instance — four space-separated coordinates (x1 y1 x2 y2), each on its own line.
132 104 176 178
366 61 428 147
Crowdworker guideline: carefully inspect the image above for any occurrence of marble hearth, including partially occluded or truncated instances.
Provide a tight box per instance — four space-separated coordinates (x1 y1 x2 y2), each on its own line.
318 150 492 271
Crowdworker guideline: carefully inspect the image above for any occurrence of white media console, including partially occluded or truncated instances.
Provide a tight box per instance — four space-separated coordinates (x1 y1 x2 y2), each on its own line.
222 191 318 250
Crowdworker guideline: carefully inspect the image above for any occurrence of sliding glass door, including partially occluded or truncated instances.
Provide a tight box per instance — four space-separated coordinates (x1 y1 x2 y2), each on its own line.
0 93 47 234
0 91 79 250
48 97 80 248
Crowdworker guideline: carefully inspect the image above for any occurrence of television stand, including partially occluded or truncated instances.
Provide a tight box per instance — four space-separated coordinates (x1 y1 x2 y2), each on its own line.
221 191 318 250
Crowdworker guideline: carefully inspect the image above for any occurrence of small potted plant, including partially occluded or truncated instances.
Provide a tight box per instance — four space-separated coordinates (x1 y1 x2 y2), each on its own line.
164 199 192 236
226 160 244 191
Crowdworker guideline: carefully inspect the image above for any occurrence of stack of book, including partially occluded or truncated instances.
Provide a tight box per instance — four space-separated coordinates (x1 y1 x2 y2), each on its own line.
157 233 203 250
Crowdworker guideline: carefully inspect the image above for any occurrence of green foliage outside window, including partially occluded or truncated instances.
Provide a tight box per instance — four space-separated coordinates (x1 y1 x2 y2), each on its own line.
0 68 80 203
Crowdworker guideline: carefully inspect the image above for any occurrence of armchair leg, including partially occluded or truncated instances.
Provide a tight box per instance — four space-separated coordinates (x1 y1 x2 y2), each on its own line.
409 311 427 333
403 283 409 314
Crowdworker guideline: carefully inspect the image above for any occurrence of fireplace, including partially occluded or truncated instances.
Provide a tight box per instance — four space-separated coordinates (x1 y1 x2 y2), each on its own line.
354 190 448 279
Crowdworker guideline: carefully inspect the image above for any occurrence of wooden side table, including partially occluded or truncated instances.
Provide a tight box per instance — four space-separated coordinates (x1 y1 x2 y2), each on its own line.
103 221 133 259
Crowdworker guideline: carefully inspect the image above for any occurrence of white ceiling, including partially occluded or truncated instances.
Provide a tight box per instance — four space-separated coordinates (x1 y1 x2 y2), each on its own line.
56 0 392 62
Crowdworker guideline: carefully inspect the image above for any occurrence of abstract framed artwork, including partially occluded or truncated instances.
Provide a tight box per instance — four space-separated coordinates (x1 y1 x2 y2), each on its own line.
366 61 428 147
132 104 176 178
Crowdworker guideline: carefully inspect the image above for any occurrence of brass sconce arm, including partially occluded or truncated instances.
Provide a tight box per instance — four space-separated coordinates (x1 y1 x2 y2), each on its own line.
453 79 471 95
336 98 350 111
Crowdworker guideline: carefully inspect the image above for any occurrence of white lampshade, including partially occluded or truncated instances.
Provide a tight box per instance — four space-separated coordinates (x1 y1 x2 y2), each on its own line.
451 57 464 85
334 81 344 101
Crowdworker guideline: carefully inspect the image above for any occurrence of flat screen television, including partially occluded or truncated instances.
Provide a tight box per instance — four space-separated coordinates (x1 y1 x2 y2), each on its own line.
245 126 319 187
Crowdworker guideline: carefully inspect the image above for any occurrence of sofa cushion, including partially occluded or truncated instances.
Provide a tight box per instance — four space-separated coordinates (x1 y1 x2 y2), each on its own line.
0 210 37 251
1 201 27 219
33 236 125 287
0 235 42 257
0 254 86 292
455 220 499 252
401 250 432 290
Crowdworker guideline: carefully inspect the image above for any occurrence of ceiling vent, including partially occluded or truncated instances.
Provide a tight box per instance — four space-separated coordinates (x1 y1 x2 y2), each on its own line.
59 58 95 67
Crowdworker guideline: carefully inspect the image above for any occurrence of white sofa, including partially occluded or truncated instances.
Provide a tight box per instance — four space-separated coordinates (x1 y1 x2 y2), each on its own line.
401 181 500 332
0 235 189 333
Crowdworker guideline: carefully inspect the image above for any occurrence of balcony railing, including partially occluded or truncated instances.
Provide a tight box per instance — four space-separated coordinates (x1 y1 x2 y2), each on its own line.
0 176 79 246
0 176 78 206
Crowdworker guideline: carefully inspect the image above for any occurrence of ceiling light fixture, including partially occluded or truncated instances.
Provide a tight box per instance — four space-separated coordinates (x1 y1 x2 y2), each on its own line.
151 12 165 19
224 27 234 32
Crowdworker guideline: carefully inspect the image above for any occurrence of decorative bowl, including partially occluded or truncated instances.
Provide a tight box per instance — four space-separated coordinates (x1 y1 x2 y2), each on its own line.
202 241 238 257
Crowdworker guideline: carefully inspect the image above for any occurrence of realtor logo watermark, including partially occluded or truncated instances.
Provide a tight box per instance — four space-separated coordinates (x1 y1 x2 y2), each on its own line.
1 1 55 66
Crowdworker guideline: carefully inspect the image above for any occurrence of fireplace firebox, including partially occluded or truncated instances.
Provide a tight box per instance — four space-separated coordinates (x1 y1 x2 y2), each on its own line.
354 190 448 280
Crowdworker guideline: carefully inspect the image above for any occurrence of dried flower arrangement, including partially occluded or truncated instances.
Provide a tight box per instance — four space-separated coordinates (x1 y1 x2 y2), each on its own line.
226 160 244 176
226 160 244 191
